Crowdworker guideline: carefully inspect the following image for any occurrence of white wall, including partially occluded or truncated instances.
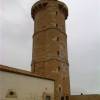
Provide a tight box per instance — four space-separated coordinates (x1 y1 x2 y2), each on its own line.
0 71 54 100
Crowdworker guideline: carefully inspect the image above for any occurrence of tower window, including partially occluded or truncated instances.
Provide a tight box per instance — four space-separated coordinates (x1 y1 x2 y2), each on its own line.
56 24 58 27
59 87 61 92
61 96 64 100
66 96 69 100
58 85 62 93
57 37 59 41
58 66 60 71
57 51 59 55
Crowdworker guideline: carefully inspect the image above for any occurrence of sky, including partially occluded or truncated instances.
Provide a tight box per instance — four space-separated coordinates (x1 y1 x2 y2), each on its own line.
0 0 100 95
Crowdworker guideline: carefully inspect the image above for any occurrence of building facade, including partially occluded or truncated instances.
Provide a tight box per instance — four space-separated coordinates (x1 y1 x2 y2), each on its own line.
31 0 70 100
0 65 54 100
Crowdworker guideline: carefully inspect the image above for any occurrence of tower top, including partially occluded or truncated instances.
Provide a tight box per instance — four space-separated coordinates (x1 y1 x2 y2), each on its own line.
31 0 68 20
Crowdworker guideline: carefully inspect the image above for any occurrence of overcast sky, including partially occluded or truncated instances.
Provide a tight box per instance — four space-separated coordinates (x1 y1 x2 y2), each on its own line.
0 0 100 95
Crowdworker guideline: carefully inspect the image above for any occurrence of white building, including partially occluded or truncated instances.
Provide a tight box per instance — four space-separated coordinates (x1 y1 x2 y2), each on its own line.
0 65 54 100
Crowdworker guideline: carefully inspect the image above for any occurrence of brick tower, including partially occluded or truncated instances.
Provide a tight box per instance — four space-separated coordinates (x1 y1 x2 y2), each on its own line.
31 0 70 100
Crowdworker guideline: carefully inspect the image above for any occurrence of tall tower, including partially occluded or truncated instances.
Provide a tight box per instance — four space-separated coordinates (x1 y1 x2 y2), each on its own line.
31 0 70 100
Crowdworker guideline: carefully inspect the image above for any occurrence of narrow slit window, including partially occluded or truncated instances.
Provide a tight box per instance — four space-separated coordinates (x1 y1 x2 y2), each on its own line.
56 24 58 27
6 90 17 98
58 66 60 71
66 96 69 100
56 11 58 15
57 37 59 41
61 96 64 100
57 51 60 56
59 87 61 92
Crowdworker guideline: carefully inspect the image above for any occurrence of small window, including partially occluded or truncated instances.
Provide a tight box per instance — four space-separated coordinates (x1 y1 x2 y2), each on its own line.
46 96 51 100
58 66 60 71
66 96 69 100
57 37 59 41
61 96 64 100
6 90 17 98
81 93 83 95
57 51 60 56
59 87 61 92
56 24 58 27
